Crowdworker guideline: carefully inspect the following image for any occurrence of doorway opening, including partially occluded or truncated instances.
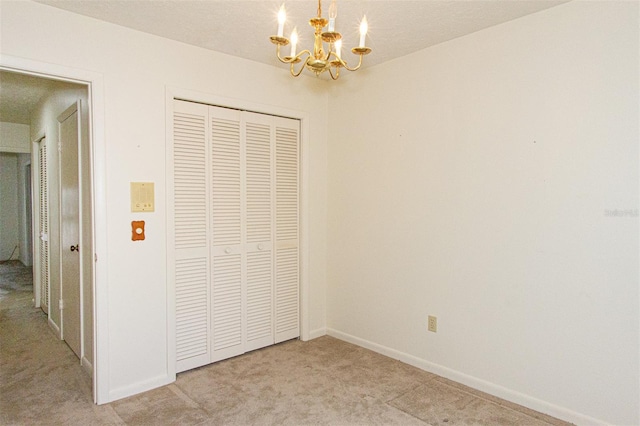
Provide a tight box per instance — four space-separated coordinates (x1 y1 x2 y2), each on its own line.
0 68 98 401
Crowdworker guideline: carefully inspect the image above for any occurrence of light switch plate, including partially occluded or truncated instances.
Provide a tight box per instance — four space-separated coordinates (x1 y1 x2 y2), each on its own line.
131 182 154 212
428 315 438 333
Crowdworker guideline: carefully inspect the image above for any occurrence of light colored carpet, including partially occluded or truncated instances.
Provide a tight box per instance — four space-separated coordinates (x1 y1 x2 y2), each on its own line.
0 262 572 425
0 260 33 296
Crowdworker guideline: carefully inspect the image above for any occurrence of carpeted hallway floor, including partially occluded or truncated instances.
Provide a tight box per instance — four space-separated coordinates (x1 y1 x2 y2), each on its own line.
0 261 571 425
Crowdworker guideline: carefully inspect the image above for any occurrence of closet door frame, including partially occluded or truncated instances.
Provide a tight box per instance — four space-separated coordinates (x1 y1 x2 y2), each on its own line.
165 88 310 381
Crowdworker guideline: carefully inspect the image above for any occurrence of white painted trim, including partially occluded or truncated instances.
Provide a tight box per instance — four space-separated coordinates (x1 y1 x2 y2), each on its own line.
48 316 61 339
86 72 108 405
165 86 312 378
0 55 109 405
0 146 30 154
76 99 85 364
327 328 607 426
108 374 173 403
81 356 93 376
164 90 177 384
298 109 311 343
307 327 327 340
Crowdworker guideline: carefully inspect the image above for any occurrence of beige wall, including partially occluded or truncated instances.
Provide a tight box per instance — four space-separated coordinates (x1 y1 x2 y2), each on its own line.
326 2 638 425
16 152 32 266
0 122 30 153
0 153 20 260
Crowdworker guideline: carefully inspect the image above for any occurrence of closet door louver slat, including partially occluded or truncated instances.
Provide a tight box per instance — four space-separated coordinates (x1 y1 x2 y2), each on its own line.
211 254 243 359
176 258 208 361
211 116 242 247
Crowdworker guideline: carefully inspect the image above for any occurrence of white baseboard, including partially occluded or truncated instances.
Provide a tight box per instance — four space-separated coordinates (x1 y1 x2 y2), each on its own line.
307 327 327 340
108 374 173 403
48 317 61 339
326 328 607 426
81 356 93 375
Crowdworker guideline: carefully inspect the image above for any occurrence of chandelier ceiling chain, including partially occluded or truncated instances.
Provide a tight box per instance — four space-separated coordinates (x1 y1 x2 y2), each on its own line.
269 0 371 80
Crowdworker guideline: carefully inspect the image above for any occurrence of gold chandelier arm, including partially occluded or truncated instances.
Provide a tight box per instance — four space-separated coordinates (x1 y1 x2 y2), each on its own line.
276 44 313 68
340 53 364 72
326 50 364 72
328 65 340 80
290 51 312 77
276 44 291 63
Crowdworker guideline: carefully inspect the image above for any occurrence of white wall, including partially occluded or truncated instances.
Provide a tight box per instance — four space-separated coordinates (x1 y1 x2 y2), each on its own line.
326 1 638 425
1 0 328 403
0 153 20 260
0 122 30 263
0 122 30 153
16 153 32 266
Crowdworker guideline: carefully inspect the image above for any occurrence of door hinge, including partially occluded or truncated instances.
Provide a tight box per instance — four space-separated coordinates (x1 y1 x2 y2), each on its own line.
59 299 64 310
95 253 98 262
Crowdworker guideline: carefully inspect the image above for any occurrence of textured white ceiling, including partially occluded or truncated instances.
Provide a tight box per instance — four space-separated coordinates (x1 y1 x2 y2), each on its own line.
2 0 569 126
0 72 56 124
34 0 569 69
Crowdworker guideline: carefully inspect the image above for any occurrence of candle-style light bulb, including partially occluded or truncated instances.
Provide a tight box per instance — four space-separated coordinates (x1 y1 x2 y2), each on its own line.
359 15 368 47
290 27 298 56
328 0 337 32
335 39 342 59
277 4 286 37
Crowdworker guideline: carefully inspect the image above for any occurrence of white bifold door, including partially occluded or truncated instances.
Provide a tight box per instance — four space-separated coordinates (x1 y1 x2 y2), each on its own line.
172 100 300 373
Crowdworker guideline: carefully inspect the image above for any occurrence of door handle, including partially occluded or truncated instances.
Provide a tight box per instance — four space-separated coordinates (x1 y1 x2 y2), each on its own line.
70 245 79 252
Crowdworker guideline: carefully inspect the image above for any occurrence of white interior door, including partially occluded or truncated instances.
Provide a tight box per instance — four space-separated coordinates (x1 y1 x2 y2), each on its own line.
58 102 81 359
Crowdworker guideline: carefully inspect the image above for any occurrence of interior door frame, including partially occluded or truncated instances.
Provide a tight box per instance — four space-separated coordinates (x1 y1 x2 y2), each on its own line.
0 55 108 404
165 87 311 382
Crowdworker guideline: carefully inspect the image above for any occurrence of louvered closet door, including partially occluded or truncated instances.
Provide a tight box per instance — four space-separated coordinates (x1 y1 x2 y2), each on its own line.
173 100 211 373
39 141 50 313
243 112 275 352
172 100 300 372
209 106 244 362
274 118 300 343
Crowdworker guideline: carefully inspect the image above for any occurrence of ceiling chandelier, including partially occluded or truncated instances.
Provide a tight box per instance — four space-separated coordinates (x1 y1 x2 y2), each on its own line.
269 0 371 80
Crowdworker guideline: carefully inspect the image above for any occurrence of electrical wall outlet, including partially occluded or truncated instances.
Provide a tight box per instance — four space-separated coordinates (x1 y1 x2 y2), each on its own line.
428 315 437 333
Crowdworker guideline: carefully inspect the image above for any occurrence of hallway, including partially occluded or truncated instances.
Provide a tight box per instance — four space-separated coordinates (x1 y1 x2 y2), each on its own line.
0 260 122 424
